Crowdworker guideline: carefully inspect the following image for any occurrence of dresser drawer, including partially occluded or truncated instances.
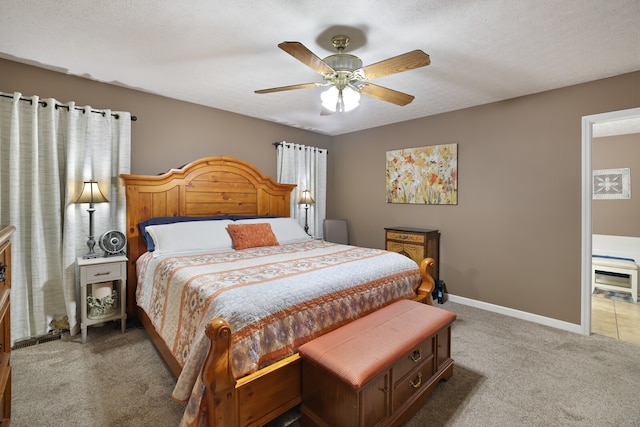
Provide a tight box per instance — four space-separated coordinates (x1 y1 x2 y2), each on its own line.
84 263 122 283
386 231 425 244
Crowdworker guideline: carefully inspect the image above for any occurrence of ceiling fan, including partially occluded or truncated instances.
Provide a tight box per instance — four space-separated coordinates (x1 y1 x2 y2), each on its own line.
255 35 431 113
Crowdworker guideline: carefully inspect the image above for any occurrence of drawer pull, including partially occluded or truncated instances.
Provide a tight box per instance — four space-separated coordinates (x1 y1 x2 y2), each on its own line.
93 271 111 277
0 263 5 282
409 372 422 389
409 348 422 363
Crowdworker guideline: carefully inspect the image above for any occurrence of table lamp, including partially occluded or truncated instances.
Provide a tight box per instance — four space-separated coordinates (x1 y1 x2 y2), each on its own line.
75 181 109 258
298 190 314 235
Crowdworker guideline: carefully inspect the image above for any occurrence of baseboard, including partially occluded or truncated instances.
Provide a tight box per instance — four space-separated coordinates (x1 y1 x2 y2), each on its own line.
12 331 62 350
446 294 584 335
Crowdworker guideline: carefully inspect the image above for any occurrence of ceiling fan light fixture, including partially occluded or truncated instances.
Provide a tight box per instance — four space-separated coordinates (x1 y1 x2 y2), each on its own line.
321 86 360 113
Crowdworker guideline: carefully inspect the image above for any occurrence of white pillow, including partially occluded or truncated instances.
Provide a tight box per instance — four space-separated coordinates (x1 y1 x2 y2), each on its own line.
146 219 234 256
233 217 312 244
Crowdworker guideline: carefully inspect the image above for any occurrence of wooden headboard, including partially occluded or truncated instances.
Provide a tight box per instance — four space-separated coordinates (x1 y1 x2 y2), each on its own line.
120 156 296 318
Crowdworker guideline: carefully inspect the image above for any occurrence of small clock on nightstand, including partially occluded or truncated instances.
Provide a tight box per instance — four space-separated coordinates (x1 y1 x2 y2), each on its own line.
77 255 127 343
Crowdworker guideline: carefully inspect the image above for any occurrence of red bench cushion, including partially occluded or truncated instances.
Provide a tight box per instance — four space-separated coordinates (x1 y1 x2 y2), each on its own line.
298 299 457 388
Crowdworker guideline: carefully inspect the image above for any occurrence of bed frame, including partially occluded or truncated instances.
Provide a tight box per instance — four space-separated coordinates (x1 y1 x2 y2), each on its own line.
121 156 436 427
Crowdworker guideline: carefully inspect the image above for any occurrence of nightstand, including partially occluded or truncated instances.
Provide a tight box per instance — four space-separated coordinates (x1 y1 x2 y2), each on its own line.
385 227 440 282
77 255 127 344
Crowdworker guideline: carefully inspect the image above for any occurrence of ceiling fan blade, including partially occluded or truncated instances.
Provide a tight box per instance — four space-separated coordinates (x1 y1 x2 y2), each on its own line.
255 82 321 94
361 50 431 80
360 83 415 106
278 41 335 74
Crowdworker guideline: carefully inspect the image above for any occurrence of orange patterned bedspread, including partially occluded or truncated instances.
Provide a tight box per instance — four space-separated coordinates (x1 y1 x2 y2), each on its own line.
136 239 421 423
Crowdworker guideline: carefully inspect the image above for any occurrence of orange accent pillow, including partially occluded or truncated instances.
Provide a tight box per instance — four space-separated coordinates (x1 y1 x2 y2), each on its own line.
227 223 279 250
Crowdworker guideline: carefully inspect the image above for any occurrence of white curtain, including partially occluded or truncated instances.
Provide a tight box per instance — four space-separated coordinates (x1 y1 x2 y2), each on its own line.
276 141 327 238
0 92 131 344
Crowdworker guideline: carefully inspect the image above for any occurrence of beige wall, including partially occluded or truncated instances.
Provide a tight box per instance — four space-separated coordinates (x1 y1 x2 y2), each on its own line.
332 72 640 324
592 133 640 236
3 57 640 325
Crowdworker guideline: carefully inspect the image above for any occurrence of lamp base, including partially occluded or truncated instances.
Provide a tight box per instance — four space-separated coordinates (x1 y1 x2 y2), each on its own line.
84 236 99 259
304 205 311 236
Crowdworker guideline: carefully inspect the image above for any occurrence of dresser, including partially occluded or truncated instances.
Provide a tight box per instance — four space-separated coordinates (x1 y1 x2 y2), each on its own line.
385 227 440 282
0 225 14 425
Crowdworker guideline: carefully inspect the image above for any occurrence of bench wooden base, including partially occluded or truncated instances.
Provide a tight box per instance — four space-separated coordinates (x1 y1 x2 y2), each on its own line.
298 299 456 427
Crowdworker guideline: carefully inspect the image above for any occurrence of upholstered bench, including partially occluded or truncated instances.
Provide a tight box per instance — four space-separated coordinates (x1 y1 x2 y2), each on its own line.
592 255 638 303
298 299 457 427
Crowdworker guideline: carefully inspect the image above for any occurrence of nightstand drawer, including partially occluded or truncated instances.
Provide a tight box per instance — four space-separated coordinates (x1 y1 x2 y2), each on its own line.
386 231 425 244
84 263 121 283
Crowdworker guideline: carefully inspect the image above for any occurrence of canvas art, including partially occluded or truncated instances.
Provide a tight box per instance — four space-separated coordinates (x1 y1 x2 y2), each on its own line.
593 168 631 200
386 144 458 204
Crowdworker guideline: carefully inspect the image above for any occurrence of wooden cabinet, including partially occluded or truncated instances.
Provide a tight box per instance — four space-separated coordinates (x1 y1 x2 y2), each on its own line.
385 227 440 282
0 225 14 425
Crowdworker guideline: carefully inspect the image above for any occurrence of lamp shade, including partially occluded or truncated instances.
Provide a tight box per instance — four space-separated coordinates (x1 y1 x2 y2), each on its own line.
75 181 109 204
321 86 360 113
298 190 315 205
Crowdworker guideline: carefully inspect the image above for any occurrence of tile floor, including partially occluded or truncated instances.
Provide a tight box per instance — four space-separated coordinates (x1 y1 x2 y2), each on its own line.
592 295 640 345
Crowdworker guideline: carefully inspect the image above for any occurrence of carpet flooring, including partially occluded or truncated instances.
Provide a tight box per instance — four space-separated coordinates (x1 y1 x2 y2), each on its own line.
11 323 186 426
11 301 640 426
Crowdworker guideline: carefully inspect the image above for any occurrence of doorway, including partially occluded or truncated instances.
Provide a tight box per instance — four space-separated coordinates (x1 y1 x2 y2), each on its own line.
581 107 640 336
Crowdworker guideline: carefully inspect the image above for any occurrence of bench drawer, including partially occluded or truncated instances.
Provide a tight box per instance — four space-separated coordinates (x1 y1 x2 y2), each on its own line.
392 358 435 412
392 336 434 381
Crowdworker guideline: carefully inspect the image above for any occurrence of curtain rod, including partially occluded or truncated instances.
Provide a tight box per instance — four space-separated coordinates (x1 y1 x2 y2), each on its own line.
0 93 137 121
272 142 328 153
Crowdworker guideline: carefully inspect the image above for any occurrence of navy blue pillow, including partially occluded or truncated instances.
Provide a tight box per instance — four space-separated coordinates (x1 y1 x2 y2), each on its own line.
592 254 635 262
230 215 282 221
139 215 231 251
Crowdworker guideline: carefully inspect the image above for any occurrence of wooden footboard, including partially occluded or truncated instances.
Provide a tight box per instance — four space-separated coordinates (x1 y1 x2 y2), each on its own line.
204 320 302 427
416 257 436 305
201 257 436 427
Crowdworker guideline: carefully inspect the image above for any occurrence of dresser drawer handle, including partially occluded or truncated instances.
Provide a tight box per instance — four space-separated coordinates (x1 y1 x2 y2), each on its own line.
409 348 422 363
409 372 422 389
0 263 5 282
399 235 408 240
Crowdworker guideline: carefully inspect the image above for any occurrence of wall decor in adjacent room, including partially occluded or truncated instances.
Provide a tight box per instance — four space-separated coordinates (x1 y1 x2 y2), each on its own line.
593 168 631 200
386 143 458 204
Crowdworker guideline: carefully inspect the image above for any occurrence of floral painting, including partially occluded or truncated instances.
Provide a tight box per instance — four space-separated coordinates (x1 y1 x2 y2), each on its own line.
386 144 458 204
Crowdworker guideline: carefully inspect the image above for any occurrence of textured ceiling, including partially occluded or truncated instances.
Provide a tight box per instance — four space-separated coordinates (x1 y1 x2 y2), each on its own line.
1 0 640 136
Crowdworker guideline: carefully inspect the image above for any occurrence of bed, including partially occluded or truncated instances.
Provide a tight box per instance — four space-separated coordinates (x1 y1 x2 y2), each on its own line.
120 156 436 427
